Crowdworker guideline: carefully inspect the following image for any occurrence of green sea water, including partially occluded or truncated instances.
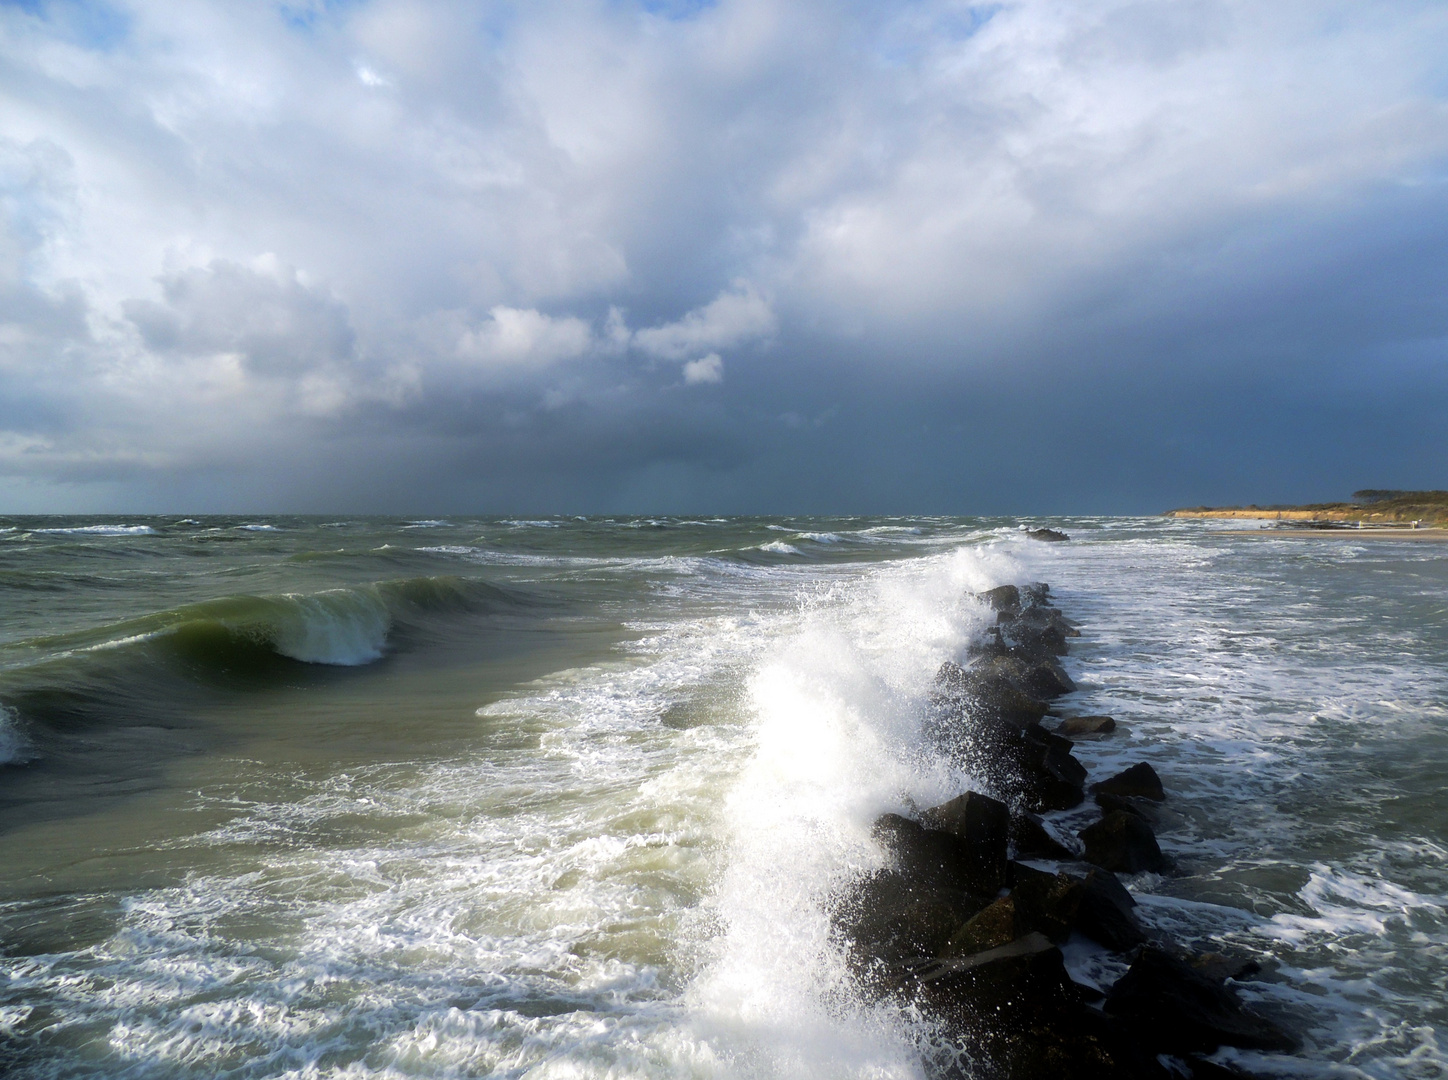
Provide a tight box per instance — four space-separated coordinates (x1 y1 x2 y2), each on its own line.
0 516 1443 1078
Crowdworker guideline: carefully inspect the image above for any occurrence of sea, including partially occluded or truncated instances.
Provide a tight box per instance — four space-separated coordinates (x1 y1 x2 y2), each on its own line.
0 516 1443 1080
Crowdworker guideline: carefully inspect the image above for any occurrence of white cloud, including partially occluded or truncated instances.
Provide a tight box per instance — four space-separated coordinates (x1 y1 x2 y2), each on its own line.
632 282 776 360
455 307 593 368
682 352 723 385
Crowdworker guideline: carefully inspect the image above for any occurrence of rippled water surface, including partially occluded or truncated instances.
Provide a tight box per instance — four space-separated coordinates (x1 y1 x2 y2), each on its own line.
0 516 1443 1078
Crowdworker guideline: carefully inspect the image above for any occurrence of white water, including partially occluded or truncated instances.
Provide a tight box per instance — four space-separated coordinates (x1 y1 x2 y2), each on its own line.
2 523 1445 1079
266 590 393 665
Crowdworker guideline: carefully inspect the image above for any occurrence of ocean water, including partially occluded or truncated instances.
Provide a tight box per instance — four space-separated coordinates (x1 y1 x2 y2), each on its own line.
0 516 1443 1079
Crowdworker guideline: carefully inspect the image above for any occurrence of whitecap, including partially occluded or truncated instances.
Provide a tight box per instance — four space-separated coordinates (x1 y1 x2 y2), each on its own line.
238 524 279 532
757 541 803 555
33 524 157 536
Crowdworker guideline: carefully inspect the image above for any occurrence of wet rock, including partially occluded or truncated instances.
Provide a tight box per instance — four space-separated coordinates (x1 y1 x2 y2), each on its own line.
1092 762 1166 802
837 869 982 979
973 584 1022 616
1105 947 1299 1054
1079 810 1169 873
1022 581 1051 606
1190 953 1262 983
1002 607 1076 657
873 813 1004 900
1094 791 1161 823
1075 869 1147 951
1056 715 1116 736
1027 528 1070 542
921 791 1011 894
1018 725 1089 810
974 653 1077 699
1011 811 1077 860
1010 864 1083 944
942 896 1017 957
908 932 1080 1018
935 661 1051 728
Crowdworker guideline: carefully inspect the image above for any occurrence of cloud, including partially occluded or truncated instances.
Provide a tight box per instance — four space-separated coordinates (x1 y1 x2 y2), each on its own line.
454 307 594 368
683 352 723 384
0 0 1445 510
632 281 776 361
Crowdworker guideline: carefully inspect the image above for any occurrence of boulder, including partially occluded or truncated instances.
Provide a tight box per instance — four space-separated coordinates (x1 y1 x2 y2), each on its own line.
942 896 1017 957
974 653 1077 699
1079 811 1169 874
973 584 1022 616
1056 715 1116 736
1190 952 1262 983
921 791 1011 893
935 661 1051 727
1092 762 1166 802
1010 864 1083 944
907 932 1081 1020
1094 791 1161 823
1074 869 1147 951
873 813 1003 900
1011 811 1077 860
1022 581 1051 606
1027 528 1070 542
1105 948 1299 1054
1019 725 1089 810
835 869 985 981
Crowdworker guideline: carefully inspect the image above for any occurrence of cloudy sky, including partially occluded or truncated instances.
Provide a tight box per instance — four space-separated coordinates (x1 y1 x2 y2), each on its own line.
1 0 1446 513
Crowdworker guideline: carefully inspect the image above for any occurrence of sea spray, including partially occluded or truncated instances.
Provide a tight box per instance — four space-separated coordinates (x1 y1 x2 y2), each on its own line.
690 546 1020 1077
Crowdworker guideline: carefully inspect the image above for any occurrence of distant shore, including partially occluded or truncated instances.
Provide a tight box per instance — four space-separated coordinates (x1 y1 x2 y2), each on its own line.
1165 490 1448 529
1216 527 1448 541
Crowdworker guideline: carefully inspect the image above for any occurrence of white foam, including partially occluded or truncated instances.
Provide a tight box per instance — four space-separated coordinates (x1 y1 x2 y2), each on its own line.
756 541 802 555
238 523 280 531
32 524 157 536
794 532 842 543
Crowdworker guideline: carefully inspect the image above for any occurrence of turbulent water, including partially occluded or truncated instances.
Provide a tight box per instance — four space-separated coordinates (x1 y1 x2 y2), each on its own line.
0 516 1443 1079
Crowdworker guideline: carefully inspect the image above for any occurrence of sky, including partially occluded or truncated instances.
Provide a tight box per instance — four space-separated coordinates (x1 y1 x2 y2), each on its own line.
1 0 1447 514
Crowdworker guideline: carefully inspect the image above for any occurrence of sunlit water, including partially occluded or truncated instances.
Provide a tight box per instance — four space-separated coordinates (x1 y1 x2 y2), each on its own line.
0 517 1443 1079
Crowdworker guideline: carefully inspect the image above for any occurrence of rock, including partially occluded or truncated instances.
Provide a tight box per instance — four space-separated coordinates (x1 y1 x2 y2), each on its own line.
1105 947 1299 1054
1022 581 1051 606
873 813 1003 900
907 932 1081 1019
1075 869 1147 951
1010 864 1083 944
942 896 1017 956
1056 715 1116 736
1190 952 1262 983
975 653 1077 699
1094 791 1161 823
1027 528 1070 542
1011 811 1076 860
1019 725 1089 810
835 868 986 982
973 584 1022 616
921 791 1011 893
1092 762 1166 802
935 661 1051 727
1080 810 1169 873
1002 608 1075 657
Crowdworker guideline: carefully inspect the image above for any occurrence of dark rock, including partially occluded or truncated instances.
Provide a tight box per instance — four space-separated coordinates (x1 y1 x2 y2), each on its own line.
974 584 1022 616
1019 726 1089 810
1011 811 1076 860
1105 947 1299 1054
1022 581 1051 606
1190 953 1263 983
1080 810 1169 874
1092 762 1167 802
935 661 1051 727
974 653 1077 699
942 896 1017 957
1010 864 1083 944
1075 869 1147 951
921 791 1011 894
1027 528 1070 542
907 932 1081 1019
873 813 1003 899
1094 791 1160 823
1002 608 1075 657
1056 715 1116 736
835 869 985 980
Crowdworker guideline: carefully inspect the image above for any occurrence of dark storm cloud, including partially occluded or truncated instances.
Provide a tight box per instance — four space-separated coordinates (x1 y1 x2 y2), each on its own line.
0 0 1446 511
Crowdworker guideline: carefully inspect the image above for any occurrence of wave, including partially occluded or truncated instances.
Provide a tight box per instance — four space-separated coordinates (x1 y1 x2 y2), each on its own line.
0 702 26 765
795 531 843 543
757 541 803 555
237 524 279 532
31 524 157 536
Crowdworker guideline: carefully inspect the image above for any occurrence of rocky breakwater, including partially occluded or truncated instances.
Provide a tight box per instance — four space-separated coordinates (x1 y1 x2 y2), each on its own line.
833 583 1299 1080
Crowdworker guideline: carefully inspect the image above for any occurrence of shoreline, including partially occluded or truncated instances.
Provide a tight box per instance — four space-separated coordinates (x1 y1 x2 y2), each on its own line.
1214 527 1448 541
